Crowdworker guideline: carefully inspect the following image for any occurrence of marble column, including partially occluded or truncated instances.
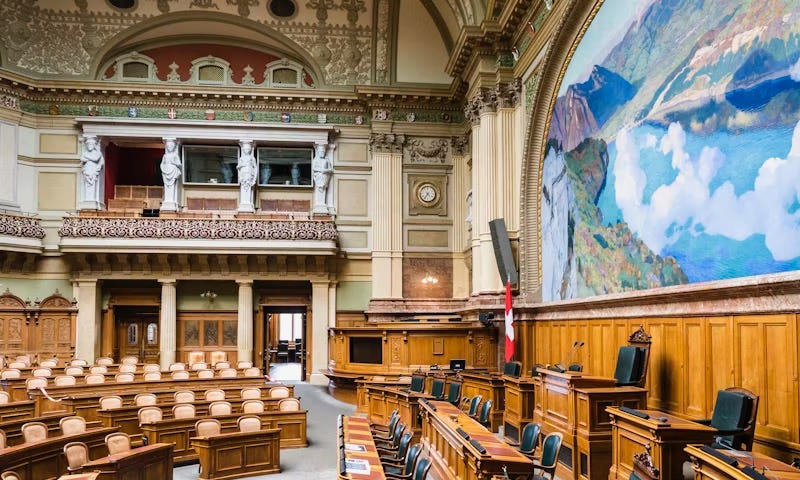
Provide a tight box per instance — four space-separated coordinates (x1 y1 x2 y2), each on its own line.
327 282 337 328
236 279 254 364
452 137 471 298
75 280 101 362
370 134 404 298
309 280 330 385
158 279 177 369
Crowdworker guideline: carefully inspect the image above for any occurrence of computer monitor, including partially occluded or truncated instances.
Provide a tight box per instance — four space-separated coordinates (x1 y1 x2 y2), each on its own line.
449 359 466 371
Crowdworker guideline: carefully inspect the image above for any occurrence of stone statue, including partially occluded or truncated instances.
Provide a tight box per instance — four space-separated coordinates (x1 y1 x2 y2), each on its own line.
160 137 181 211
312 142 334 214
260 162 272 185
465 190 473 230
79 134 104 210
237 139 257 212
291 162 301 185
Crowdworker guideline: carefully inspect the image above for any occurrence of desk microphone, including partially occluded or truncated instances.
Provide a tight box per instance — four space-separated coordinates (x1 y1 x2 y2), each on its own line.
567 341 585 367
556 341 579 372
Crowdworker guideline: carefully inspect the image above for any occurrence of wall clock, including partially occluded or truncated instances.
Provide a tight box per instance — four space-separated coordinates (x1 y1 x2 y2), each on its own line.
416 183 440 206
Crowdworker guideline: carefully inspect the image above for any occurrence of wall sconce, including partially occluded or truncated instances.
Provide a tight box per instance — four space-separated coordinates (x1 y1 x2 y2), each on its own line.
421 274 439 285
200 290 218 302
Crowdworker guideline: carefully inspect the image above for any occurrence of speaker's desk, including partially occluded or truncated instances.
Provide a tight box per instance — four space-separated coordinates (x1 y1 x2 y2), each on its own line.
685 445 800 480
459 371 505 433
607 407 716 479
363 384 433 441
501 374 536 444
192 429 281 480
419 400 532 480
78 443 174 480
338 416 386 480
355 378 410 413
533 368 647 480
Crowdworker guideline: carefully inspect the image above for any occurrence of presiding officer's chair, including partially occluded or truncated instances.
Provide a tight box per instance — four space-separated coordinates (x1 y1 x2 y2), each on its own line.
695 387 759 451
430 378 445 400
503 361 522 377
614 325 653 388
409 374 425 393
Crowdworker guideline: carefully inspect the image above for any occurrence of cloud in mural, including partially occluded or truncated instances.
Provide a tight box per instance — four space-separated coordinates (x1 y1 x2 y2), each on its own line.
615 120 800 261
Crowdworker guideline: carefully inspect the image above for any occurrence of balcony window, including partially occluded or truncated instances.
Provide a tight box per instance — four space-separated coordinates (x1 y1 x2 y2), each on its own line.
183 145 240 184
257 147 312 186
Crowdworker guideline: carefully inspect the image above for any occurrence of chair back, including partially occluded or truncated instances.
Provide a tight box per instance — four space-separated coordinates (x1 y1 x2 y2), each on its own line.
279 398 301 412
191 362 208 371
115 372 135 383
519 422 541 455
143 364 160 373
214 361 231 370
144 371 162 381
32 368 51 377
430 378 445 399
195 419 221 437
218 368 237 378
244 367 261 377
172 370 190 380
99 395 123 410
59 416 86 435
210 351 227 365
1 472 21 480
187 351 205 366
410 375 425 392
54 375 76 386
614 346 647 386
21 422 47 443
241 387 261 399
7 362 26 369
96 356 114 366
242 399 265 413
391 422 405 446
209 401 232 416
0 369 20 379
205 389 225 401
403 444 422 475
105 432 131 454
197 368 214 378
64 366 83 376
238 415 261 433
137 406 163 424
568 363 583 372
413 458 432 480
174 390 195 403
63 442 89 471
26 377 47 390
503 361 522 377
118 364 136 373
270 386 290 398
446 381 462 404
40 359 58 368
70 359 88 367
237 361 253 369
169 362 186 371
396 432 412 460
90 366 107 374
711 387 759 450
134 393 157 406
539 433 563 469
478 400 492 426
121 355 138 365
85 373 105 385
173 403 196 419
0 391 8 404
467 395 482 416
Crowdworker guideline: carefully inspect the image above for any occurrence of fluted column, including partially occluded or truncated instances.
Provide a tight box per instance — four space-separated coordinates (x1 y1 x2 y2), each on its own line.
469 121 483 296
497 80 522 233
75 280 101 363
328 282 337 328
236 279 254 363
310 280 331 385
370 133 405 299
158 279 177 369
452 136 471 298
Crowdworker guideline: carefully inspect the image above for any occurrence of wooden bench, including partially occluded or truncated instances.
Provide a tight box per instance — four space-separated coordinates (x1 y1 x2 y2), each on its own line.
0 401 35 422
192 429 281 479
141 410 307 462
77 443 174 480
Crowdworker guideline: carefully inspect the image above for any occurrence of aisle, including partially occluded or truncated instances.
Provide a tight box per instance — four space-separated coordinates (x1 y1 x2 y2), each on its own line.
174 382 356 480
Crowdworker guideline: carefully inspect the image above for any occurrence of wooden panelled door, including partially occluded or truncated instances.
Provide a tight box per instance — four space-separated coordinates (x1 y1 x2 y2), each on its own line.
114 306 160 363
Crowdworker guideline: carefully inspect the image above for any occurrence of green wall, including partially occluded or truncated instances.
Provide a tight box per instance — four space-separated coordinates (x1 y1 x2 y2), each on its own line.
337 281 371 311
0 278 73 301
177 281 238 310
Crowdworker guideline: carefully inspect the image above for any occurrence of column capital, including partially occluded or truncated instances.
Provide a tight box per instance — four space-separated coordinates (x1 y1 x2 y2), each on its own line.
369 133 406 154
76 278 99 286
158 278 177 285
235 278 254 285
465 88 498 125
496 78 522 109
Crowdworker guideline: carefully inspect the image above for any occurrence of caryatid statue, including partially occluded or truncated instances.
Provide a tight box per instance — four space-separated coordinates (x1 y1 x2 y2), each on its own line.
160 137 181 211
237 139 257 212
79 134 104 210
312 142 335 214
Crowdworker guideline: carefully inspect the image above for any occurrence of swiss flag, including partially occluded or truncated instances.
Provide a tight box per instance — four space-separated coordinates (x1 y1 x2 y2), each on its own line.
504 280 514 362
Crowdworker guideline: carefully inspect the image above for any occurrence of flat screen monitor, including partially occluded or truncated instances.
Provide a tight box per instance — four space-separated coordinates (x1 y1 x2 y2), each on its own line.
449 359 466 371
349 337 382 364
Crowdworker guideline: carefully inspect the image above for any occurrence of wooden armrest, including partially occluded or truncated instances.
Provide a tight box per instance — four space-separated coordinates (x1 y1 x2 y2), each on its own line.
376 445 399 453
695 419 712 426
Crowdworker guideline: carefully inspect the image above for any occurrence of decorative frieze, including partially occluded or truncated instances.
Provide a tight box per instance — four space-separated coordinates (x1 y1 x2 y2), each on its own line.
405 137 449 164
58 217 338 241
369 133 405 154
0 213 45 239
451 135 470 156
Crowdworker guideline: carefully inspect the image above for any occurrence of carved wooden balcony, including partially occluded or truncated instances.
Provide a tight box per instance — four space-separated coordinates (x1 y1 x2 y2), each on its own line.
0 212 45 254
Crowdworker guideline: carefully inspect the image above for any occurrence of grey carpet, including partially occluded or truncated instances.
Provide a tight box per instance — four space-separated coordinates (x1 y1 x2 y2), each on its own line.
174 382 356 480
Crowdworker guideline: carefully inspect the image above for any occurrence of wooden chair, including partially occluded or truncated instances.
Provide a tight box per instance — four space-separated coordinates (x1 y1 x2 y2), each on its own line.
172 370 190 380
0 392 7 405
218 368 237 378
54 375 76 386
519 422 541 458
241 388 261 400
85 373 105 384
32 367 51 377
197 368 214 378
99 395 123 410
121 356 138 365
204 389 225 401
90 365 108 374
195 418 221 436
115 372 135 383
119 364 136 373
174 390 195 403
0 369 20 380
477 400 493 427
531 432 563 479
26 377 47 390
137 406 163 425
143 364 160 373
382 443 421 478
278 398 300 412
379 432 412 465
242 400 265 413
210 351 227 366
188 351 205 366
169 362 186 371
173 404 196 419
60 416 87 435
213 361 231 370
191 362 209 371
105 432 131 454
63 442 89 472
96 356 114 366
0 429 6 448
466 396 482 417
269 386 290 399
503 361 523 377
39 358 58 368
243 367 261 377
237 361 253 369
430 378 445 400
134 393 157 406
21 422 48 443
237 415 261 433
209 401 232 416
7 362 26 369
445 381 462 406
144 371 162 381
696 387 759 451
70 359 88 367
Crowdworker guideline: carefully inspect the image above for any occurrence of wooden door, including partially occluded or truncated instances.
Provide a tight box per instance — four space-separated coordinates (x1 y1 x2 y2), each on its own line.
0 291 76 363
114 307 160 363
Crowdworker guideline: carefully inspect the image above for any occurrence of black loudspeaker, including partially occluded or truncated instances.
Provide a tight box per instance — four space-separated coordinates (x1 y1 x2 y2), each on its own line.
489 218 518 286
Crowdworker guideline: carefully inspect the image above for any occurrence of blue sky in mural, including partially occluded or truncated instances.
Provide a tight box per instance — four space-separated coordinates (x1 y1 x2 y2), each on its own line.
541 0 800 300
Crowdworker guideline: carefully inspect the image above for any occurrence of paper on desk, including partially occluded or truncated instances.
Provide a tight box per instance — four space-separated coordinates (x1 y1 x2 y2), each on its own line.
345 458 371 474
345 443 367 452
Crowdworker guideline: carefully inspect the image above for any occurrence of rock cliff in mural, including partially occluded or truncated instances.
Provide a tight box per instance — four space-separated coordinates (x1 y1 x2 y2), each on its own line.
542 0 800 301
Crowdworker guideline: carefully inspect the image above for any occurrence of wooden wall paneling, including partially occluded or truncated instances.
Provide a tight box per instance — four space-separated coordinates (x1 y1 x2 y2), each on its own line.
682 317 708 419
644 318 684 413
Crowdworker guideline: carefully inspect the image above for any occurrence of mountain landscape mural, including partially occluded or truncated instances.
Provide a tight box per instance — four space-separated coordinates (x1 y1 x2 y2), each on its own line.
541 0 800 301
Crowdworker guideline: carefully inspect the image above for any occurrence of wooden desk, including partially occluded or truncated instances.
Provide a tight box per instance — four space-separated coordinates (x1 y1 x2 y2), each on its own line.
78 443 174 480
57 473 99 480
0 413 102 447
363 384 432 441
502 374 536 444
192 429 281 480
460 371 505 433
419 400 532 480
141 410 307 462
0 401 35 422
355 378 410 413
533 368 647 480
339 416 386 480
685 444 800 479
0 427 117 480
607 407 716 479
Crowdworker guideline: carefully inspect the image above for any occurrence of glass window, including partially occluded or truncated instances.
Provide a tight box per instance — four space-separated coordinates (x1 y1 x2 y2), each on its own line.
273 68 299 86
257 147 312 186
198 65 225 83
122 61 148 79
146 323 158 345
184 320 199 346
278 313 293 341
293 314 302 342
127 323 138 345
222 321 237 346
204 321 219 345
183 146 240 184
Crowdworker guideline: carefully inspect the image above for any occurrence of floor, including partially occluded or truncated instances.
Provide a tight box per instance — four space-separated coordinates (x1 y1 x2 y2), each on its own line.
269 362 303 382
174 381 356 480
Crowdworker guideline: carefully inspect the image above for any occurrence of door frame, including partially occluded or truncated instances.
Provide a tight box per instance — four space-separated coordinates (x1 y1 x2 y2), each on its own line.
260 305 308 381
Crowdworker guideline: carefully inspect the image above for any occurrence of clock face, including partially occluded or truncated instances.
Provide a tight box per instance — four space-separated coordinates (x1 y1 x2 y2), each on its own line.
418 184 438 204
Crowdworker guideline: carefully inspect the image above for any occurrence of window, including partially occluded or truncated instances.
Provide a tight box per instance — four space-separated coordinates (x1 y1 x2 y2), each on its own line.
198 65 225 83
122 62 149 79
278 313 303 341
257 147 312 186
269 0 296 18
146 323 158 345
190 56 232 86
104 52 156 82
183 145 240 184
264 59 307 88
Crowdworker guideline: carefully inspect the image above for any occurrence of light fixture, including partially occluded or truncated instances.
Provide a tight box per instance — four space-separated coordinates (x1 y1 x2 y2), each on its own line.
200 290 218 302
421 274 439 285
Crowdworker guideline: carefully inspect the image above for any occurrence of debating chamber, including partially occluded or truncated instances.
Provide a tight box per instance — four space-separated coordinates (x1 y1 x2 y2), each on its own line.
1 0 800 479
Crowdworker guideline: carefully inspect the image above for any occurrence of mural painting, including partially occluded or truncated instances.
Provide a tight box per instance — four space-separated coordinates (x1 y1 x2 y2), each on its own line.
542 0 800 301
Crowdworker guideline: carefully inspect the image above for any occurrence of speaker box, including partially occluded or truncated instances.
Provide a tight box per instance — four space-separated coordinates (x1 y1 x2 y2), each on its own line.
489 218 518 285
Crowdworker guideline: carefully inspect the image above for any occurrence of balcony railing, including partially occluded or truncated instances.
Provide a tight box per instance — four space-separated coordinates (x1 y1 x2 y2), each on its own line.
0 212 46 239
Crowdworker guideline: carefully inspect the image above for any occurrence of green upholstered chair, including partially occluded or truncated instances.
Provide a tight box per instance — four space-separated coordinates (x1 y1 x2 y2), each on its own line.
373 412 400 440
411 457 432 480
477 399 492 427
567 363 583 372
467 395 482 417
409 375 425 393
531 364 544 377
384 443 421 478
614 346 647 386
519 422 541 458
445 381 462 405
379 432 412 463
696 388 759 451
531 432 563 480
375 421 405 449
503 361 522 377
430 378 445 400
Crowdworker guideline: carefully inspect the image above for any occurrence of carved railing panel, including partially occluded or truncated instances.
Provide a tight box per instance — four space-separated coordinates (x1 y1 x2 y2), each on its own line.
0 213 45 239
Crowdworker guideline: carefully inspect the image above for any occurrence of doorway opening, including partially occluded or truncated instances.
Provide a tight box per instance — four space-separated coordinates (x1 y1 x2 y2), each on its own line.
113 306 160 363
264 306 306 382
